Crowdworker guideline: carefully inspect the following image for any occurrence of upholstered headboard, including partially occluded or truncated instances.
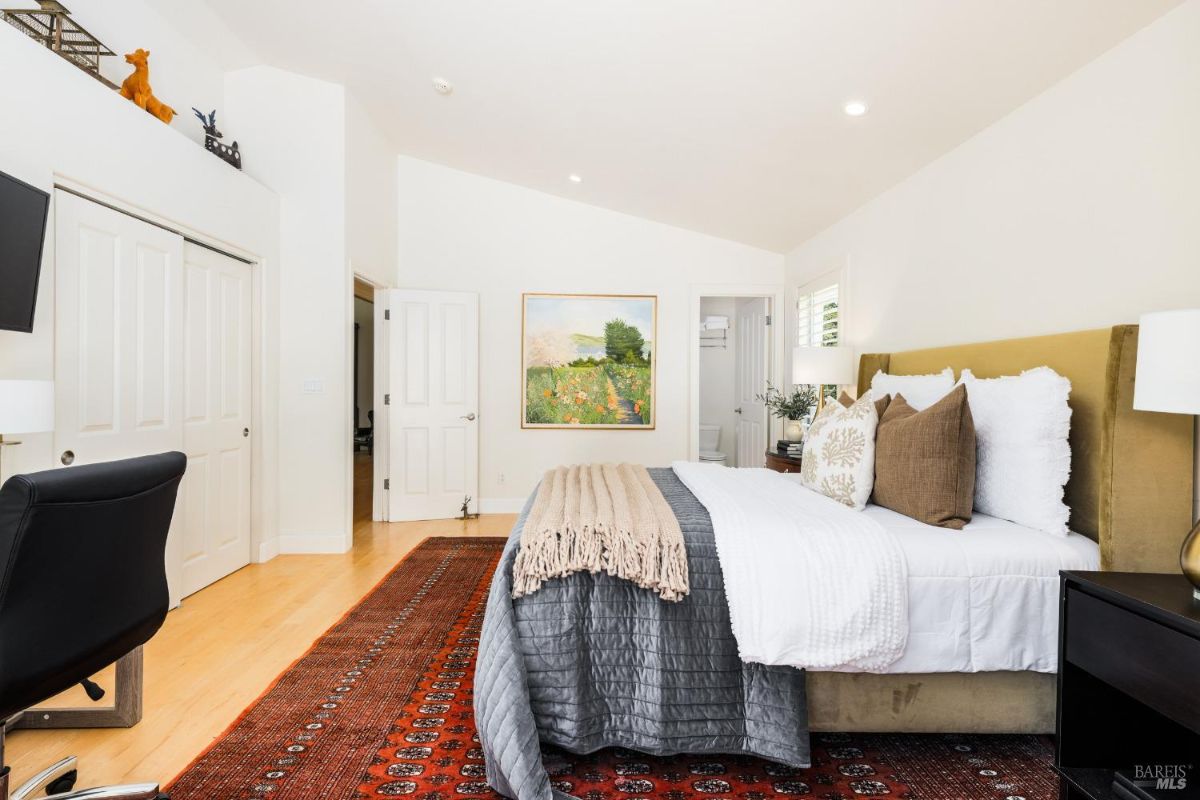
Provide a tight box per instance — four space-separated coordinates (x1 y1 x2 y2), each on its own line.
857 326 1195 572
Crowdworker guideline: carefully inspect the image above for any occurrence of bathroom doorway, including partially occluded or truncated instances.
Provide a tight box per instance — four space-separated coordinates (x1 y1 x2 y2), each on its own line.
695 292 778 468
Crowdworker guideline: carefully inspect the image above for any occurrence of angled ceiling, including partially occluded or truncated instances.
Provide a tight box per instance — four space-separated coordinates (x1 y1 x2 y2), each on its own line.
199 0 1181 252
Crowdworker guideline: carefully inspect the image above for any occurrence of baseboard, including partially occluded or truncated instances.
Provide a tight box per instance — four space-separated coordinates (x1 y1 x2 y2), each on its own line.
257 538 280 563
278 531 352 554
479 497 527 514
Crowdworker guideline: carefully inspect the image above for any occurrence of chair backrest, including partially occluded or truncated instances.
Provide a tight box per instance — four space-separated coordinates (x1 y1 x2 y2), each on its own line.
0 452 186 719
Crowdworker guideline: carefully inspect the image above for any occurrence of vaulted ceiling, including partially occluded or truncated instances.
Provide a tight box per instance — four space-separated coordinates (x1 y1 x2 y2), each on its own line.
198 0 1181 252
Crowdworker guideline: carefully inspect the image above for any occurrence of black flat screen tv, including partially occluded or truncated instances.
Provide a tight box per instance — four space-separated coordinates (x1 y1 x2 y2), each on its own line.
0 170 50 333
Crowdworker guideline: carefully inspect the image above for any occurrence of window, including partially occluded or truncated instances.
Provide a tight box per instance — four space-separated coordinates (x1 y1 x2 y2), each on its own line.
795 274 840 348
795 271 844 406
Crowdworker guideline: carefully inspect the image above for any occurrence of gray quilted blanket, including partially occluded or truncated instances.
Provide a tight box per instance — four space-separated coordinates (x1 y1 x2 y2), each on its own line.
475 468 810 800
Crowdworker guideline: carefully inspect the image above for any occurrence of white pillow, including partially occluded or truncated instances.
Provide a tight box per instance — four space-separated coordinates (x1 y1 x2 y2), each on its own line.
959 367 1072 536
871 368 955 410
800 392 879 511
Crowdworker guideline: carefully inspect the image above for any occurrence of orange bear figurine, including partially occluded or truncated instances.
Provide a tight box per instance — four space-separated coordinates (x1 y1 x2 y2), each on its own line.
119 49 176 124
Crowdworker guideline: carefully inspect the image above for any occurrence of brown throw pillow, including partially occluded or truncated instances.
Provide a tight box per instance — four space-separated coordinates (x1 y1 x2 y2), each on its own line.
872 385 976 529
838 390 891 420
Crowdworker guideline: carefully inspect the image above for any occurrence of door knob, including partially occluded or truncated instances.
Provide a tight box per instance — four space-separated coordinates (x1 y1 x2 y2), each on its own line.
60 450 75 465
461 413 477 421
734 408 743 415
243 427 250 438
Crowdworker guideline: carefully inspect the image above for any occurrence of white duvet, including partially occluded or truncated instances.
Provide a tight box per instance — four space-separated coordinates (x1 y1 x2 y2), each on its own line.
671 461 908 672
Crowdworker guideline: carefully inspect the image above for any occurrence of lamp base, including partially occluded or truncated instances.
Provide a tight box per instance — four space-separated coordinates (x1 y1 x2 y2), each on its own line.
0 435 22 485
1183 517 1200 602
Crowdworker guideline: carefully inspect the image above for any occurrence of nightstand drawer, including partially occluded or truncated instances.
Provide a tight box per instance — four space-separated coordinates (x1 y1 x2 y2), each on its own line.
1065 588 1200 733
765 451 802 473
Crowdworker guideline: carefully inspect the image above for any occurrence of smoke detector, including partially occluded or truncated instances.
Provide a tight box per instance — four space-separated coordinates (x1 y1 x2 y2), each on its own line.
432 77 454 96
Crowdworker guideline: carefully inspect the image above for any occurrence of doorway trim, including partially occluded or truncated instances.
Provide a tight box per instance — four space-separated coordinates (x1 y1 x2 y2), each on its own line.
348 271 389 525
52 176 277 598
688 284 786 462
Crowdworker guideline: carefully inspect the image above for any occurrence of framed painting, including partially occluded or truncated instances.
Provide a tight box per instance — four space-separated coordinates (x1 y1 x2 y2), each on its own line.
522 293 656 429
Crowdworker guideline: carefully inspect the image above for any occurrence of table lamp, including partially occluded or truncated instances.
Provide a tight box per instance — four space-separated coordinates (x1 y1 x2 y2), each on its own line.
792 345 855 412
0 380 55 482
1133 310 1200 599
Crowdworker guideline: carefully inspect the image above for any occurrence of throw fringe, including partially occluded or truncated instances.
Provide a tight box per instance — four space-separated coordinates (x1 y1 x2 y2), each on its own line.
512 463 689 602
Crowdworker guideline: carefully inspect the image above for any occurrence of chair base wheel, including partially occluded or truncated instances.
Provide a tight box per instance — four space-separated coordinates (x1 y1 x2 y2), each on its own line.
45 770 77 795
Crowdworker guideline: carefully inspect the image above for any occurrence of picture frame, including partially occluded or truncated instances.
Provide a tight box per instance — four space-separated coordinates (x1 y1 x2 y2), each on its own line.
521 293 657 429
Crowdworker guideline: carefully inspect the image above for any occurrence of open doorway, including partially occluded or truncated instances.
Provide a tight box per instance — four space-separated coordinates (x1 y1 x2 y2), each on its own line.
697 294 775 468
352 278 376 524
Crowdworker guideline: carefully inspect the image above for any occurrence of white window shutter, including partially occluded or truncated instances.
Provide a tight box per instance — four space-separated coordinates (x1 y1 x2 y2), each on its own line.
796 279 839 348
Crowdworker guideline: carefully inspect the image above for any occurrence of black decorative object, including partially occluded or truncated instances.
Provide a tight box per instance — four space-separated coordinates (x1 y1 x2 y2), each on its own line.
192 108 241 170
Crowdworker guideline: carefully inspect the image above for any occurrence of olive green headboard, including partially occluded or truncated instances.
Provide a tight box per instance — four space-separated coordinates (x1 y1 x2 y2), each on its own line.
857 326 1194 572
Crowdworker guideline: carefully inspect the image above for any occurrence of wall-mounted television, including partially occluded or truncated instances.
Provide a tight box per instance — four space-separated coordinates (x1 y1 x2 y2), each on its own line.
0 170 50 333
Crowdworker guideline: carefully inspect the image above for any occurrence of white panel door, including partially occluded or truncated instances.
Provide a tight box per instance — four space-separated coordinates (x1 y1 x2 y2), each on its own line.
734 297 770 468
180 243 253 597
385 290 479 521
54 191 185 601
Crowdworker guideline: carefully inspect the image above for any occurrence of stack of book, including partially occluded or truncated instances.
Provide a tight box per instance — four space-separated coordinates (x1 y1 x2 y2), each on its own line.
776 440 803 458
1113 768 1198 800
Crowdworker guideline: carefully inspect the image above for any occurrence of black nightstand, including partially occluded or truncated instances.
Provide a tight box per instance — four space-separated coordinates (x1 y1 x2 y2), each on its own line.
1056 571 1200 800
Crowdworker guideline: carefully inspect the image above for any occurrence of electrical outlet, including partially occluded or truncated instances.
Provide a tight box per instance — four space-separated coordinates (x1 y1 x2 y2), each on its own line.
498 473 506 484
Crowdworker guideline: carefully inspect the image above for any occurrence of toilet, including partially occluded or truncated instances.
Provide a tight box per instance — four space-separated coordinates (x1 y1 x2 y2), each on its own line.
698 424 728 466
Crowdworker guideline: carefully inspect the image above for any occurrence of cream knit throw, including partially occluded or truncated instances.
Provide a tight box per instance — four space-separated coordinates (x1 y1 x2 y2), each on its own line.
511 463 689 601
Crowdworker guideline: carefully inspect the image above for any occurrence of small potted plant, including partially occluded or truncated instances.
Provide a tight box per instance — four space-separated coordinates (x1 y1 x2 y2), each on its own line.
757 383 817 442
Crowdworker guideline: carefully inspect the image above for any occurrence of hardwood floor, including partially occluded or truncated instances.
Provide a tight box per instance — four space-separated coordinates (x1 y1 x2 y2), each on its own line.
3 478 517 791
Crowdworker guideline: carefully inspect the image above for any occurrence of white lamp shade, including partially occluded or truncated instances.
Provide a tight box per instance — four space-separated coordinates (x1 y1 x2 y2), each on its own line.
0 380 55 434
792 346 855 387
1134 310 1200 415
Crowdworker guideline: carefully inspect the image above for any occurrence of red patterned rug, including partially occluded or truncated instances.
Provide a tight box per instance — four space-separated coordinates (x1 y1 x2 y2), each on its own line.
169 537 1058 800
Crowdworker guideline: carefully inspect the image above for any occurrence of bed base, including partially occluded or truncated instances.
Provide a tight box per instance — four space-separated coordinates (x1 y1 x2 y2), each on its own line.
808 671 1055 733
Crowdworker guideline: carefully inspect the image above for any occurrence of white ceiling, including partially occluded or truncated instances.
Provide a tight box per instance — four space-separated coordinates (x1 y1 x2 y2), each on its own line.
198 0 1181 253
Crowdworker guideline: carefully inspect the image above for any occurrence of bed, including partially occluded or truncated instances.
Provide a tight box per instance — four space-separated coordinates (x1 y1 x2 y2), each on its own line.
475 325 1194 800
825 324 1194 732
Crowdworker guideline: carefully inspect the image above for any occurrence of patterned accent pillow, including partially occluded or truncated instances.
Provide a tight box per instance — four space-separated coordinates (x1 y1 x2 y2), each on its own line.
838 389 891 421
800 392 879 511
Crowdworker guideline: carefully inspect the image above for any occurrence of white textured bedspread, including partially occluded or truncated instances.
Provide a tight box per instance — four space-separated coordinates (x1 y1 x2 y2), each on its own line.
671 461 908 672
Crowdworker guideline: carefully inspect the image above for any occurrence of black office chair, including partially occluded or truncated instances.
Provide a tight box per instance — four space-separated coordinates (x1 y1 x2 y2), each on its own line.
0 452 186 800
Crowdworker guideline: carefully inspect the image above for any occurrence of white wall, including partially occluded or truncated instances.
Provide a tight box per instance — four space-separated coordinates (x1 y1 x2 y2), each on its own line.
786 0 1200 516
397 156 784 508
698 297 738 466
37 0 253 147
0 18 281 548
226 66 350 553
787 0 1200 352
346 95 398 288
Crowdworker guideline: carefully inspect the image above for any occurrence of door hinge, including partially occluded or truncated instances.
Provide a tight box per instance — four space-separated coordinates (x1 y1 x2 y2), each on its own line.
384 478 390 490
384 394 391 405
384 309 391 320
765 314 772 326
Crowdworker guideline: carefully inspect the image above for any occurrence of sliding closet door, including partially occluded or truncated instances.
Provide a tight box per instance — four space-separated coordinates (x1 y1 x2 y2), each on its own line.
179 243 253 597
385 289 479 521
54 190 186 602
56 192 255 603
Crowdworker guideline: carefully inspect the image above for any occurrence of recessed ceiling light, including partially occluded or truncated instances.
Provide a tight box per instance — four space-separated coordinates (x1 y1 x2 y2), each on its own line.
844 101 869 117
568 174 583 184
432 77 453 95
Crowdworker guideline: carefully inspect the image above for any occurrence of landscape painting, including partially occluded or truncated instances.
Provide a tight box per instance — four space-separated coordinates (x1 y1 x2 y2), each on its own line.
522 293 656 429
